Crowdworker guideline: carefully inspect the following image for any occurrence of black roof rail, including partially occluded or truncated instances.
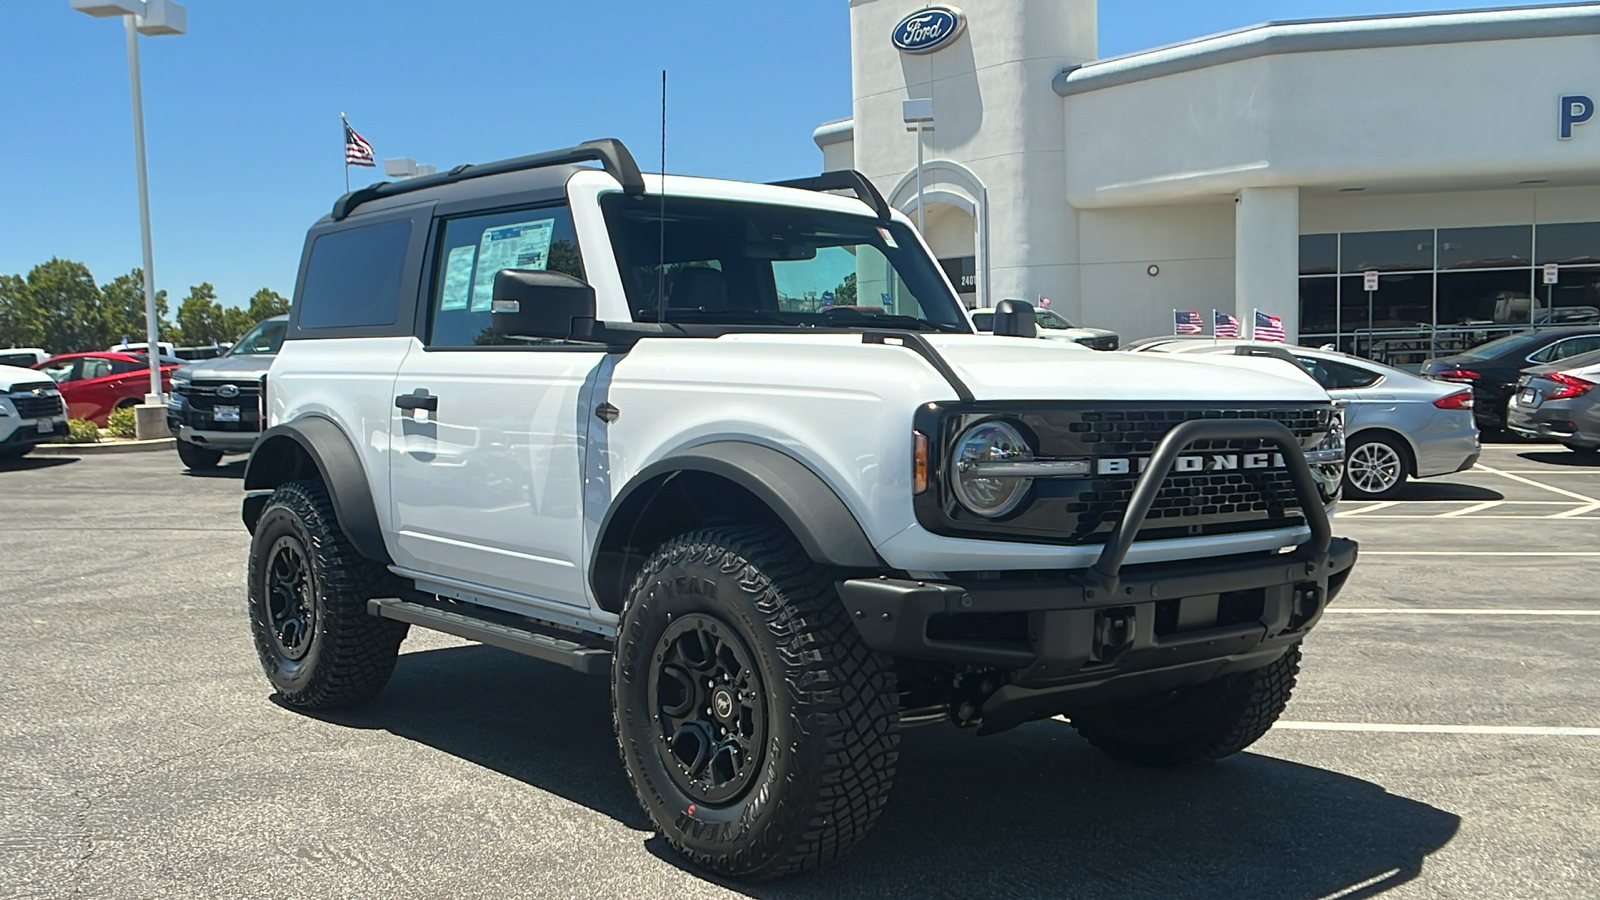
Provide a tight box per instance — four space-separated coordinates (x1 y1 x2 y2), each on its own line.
770 170 893 222
330 138 645 221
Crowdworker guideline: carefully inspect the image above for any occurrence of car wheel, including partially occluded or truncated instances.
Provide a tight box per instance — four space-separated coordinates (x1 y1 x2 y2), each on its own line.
1069 644 1301 767
175 439 223 470
247 480 408 709
1344 434 1409 499
613 525 899 880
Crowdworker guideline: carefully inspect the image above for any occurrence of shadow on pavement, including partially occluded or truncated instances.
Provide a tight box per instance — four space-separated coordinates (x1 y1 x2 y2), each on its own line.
296 643 1460 899
1395 480 1503 501
1516 450 1600 469
0 455 78 472
181 459 248 479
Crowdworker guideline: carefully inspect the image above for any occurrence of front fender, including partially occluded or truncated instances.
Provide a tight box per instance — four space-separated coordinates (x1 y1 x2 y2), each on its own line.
242 416 390 564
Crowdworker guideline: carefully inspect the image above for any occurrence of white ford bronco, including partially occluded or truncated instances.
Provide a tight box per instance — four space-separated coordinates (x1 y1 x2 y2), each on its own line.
242 139 1356 880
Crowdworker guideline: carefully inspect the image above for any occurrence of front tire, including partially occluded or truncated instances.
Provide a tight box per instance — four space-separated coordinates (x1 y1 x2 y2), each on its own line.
1069 644 1301 767
247 480 407 709
613 526 899 880
176 439 223 470
1344 434 1409 499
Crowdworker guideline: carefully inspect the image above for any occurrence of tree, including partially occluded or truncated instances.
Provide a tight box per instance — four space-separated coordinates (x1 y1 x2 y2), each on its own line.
0 274 45 350
176 283 227 346
246 288 289 322
100 269 174 347
27 259 103 352
832 272 858 307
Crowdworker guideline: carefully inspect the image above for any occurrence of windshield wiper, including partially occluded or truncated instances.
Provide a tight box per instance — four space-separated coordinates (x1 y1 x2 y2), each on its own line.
819 309 963 333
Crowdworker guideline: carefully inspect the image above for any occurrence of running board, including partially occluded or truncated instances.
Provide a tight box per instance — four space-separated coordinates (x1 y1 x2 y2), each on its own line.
368 598 612 676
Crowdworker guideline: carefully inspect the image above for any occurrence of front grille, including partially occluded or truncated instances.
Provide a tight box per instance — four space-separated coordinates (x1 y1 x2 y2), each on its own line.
917 402 1336 546
10 391 64 419
174 381 262 432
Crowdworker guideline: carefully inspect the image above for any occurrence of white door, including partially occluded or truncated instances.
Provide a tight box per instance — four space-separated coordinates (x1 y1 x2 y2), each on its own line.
388 202 604 608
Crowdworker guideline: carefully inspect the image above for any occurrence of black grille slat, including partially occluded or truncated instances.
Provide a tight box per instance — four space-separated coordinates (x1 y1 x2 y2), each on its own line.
10 395 64 419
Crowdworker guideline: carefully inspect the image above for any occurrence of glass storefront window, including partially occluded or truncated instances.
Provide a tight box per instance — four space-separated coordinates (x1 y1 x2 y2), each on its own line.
1437 269 1534 326
1437 225 1531 269
1536 222 1600 265
1541 265 1600 324
1339 229 1433 273
1299 276 1337 334
1299 234 1337 275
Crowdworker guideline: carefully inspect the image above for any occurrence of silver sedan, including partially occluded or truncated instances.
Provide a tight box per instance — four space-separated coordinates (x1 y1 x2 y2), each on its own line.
1132 339 1481 499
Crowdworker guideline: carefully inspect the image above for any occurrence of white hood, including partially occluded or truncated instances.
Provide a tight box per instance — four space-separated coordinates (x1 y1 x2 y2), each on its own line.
0 363 51 391
922 335 1329 403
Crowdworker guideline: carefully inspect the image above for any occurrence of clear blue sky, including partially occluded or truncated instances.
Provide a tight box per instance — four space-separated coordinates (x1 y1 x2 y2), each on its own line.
0 0 1558 309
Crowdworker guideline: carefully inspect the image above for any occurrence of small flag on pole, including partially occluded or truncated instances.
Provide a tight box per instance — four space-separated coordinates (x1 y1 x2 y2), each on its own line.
1254 309 1286 343
1214 310 1239 338
1174 310 1203 334
344 117 376 167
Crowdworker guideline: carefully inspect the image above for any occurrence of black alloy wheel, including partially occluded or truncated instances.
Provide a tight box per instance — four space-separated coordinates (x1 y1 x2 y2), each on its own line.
649 613 767 806
264 535 317 661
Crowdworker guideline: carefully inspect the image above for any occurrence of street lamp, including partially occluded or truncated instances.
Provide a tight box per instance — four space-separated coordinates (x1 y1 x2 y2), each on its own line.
71 0 186 439
902 98 935 233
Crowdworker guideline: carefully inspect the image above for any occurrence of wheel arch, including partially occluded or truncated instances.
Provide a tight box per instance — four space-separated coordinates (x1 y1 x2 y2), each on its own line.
590 441 884 613
241 416 391 564
1347 426 1417 475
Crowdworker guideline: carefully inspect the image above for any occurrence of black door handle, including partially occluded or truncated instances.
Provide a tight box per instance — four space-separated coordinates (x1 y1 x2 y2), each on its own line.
395 392 438 412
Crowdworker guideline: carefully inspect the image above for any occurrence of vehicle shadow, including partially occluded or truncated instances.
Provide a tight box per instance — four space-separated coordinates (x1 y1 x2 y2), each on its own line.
0 455 78 472
1394 481 1503 501
295 644 1460 899
181 459 248 479
1516 450 1599 468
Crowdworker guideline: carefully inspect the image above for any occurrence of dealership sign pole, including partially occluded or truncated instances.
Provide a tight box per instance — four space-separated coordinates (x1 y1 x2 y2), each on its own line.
1542 262 1559 330
1362 270 1379 358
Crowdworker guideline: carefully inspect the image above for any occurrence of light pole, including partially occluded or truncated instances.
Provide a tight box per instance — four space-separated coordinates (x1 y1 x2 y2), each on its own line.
902 98 935 233
71 0 186 438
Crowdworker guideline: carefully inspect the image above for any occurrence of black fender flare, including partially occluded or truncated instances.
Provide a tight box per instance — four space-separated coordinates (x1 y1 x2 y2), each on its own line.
242 416 391 564
591 442 883 601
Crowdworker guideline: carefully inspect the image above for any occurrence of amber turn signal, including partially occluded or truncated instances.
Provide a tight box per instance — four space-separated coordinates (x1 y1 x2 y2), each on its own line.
913 430 929 494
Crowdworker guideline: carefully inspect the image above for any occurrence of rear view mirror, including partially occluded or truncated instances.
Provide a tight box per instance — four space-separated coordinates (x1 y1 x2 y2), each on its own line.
991 299 1037 338
491 269 596 341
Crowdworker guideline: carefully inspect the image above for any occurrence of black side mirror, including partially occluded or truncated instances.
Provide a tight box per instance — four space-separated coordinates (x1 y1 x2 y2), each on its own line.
991 299 1037 338
491 269 596 341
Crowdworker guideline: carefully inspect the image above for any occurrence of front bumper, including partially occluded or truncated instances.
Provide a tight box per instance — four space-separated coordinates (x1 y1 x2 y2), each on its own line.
168 421 260 453
1 417 68 448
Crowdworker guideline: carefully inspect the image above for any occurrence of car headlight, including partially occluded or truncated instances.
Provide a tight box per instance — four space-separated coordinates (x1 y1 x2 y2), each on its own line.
951 420 1035 518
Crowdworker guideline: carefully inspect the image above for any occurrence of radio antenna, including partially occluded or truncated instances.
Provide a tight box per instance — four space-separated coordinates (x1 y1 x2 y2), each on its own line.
655 69 668 325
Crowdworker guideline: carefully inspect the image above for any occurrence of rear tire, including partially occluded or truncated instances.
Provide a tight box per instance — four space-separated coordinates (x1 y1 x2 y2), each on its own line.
1344 434 1410 499
176 439 223 470
247 480 408 709
1069 644 1301 767
613 526 899 880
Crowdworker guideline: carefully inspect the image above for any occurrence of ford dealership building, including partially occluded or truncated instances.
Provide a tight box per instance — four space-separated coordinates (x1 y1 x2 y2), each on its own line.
814 0 1600 358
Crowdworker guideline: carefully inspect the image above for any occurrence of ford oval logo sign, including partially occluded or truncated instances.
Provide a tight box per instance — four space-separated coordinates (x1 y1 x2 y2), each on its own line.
892 6 965 55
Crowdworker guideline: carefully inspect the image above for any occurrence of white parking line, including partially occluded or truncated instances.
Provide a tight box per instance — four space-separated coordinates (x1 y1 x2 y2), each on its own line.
1325 608 1600 616
1550 502 1600 518
1274 721 1600 736
1438 500 1504 517
1361 550 1600 556
1474 462 1600 503
1336 500 1396 516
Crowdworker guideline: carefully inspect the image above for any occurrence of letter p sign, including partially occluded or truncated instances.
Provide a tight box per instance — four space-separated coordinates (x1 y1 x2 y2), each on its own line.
1560 95 1594 140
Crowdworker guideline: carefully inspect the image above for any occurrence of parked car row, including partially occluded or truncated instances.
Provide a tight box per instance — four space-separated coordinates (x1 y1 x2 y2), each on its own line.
166 315 285 469
1419 326 1600 433
1507 347 1600 455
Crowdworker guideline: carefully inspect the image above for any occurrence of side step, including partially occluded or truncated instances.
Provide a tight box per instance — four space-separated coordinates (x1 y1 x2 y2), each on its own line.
368 598 612 676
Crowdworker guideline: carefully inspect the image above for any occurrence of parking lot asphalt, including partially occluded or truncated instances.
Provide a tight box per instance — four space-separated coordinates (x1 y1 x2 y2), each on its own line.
2 445 1597 899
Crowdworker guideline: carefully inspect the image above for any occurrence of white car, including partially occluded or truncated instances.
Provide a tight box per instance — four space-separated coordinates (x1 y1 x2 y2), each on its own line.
239 141 1355 879
971 305 1119 350
0 364 69 459
0 348 49 369
1133 338 1481 498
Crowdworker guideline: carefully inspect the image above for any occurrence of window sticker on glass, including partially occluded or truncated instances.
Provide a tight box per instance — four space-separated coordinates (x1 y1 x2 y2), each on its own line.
877 227 898 249
440 245 477 311
469 218 555 311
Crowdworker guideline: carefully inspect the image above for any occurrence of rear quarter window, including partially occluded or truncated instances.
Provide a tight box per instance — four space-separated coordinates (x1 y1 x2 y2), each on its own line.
297 219 412 329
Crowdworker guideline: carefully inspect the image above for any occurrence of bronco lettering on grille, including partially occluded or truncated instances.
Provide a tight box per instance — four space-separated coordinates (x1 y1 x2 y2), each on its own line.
1096 452 1288 476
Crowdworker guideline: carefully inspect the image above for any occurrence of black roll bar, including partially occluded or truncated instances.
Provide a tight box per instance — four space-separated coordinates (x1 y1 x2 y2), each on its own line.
1087 418 1334 592
331 138 645 221
771 170 894 222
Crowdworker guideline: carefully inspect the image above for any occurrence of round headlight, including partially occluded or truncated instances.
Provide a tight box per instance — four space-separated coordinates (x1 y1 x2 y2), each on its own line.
951 420 1034 518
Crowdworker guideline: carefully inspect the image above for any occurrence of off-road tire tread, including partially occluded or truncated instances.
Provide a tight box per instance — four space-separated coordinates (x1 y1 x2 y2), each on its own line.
248 480 406 710
1070 644 1301 766
614 525 899 880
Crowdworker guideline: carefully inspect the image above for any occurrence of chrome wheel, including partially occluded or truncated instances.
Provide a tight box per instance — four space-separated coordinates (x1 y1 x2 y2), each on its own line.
1347 440 1403 496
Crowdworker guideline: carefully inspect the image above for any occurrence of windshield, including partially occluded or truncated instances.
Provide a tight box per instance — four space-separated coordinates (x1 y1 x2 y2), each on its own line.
600 194 969 332
228 319 287 356
1455 332 1545 361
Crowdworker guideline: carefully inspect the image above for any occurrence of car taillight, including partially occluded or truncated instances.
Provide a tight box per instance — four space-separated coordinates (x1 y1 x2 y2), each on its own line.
1434 390 1474 410
1436 368 1481 382
1546 373 1597 400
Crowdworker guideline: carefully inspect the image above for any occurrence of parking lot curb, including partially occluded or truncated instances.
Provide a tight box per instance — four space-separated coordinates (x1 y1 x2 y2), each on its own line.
31 437 176 456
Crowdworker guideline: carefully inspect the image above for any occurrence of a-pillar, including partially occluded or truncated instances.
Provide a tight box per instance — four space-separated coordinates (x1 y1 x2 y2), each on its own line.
1234 186 1300 341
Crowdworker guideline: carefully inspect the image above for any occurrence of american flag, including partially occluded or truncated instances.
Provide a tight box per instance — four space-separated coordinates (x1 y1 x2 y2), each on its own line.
1174 310 1203 334
1214 310 1239 338
1254 310 1286 343
344 118 375 167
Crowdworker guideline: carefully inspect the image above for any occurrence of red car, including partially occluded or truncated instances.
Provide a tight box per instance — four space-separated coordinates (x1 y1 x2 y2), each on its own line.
34 352 180 426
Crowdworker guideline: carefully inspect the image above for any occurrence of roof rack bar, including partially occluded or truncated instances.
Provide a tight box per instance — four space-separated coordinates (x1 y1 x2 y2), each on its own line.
330 137 645 221
770 170 893 222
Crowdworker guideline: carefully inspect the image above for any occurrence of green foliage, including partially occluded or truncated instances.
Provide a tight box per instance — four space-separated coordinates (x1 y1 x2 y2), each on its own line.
177 282 258 347
0 273 45 349
26 259 103 353
247 288 290 322
105 406 138 439
832 272 858 306
65 419 100 444
100 269 174 348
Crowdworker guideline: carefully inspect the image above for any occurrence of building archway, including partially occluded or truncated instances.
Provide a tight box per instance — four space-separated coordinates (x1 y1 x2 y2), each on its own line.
887 160 989 309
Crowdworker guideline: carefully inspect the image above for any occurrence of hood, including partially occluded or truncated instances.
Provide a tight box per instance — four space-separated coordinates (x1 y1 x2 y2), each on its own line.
1038 326 1117 342
182 353 276 382
0 363 54 391
922 334 1329 402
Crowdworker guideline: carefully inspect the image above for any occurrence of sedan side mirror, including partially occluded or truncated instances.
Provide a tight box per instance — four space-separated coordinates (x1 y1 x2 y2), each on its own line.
491 269 596 341
991 299 1037 338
